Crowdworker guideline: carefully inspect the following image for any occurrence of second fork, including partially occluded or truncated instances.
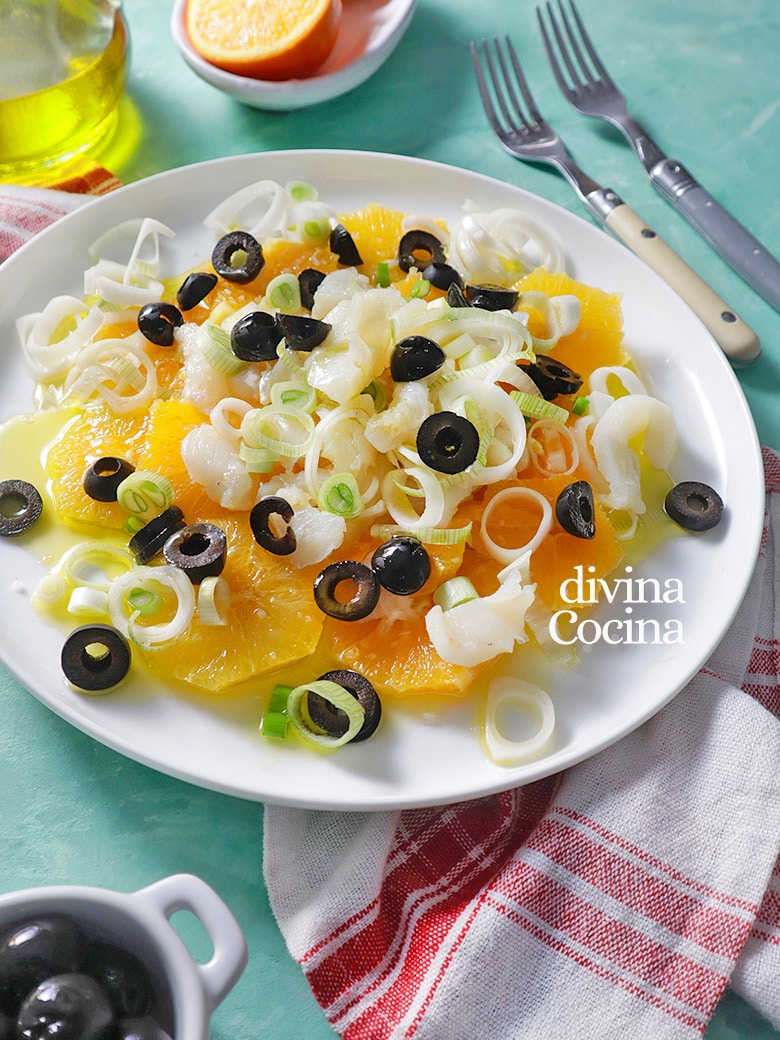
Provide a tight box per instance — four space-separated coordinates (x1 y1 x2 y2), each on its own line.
471 36 760 364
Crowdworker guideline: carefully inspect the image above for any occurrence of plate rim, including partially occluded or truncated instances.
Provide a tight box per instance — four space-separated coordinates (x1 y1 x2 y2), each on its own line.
0 148 765 809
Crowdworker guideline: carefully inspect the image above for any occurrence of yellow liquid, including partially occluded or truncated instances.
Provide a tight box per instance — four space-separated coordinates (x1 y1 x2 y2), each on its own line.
0 5 129 184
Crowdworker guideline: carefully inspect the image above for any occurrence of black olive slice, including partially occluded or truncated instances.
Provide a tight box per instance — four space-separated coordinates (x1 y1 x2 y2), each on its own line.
397 230 446 273
664 481 724 532
211 230 264 283
313 560 380 621
176 271 218 311
521 355 583 400
61 624 132 692
446 282 470 308
137 302 184 347
371 536 431 595
129 506 186 564
277 313 332 352
329 224 363 266
230 311 283 362
422 262 464 292
298 268 326 310
250 497 297 555
163 522 227 583
555 480 596 539
313 669 382 742
0 478 43 536
83 457 136 503
390 335 446 382
416 411 480 474
466 283 519 311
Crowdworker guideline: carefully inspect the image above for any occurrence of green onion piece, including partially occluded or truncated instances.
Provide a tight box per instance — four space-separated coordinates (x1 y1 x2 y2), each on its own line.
198 575 230 626
509 390 569 424
33 573 69 607
124 515 145 535
572 395 590 416
58 541 136 591
127 584 164 618
116 469 175 519
238 441 279 473
318 472 363 518
202 323 247 376
410 279 431 299
275 338 305 375
286 181 317 202
369 522 472 545
270 381 317 413
265 273 301 313
361 378 387 411
262 711 289 740
301 218 331 244
270 683 294 712
376 261 391 288
241 405 315 459
287 679 365 748
433 576 479 611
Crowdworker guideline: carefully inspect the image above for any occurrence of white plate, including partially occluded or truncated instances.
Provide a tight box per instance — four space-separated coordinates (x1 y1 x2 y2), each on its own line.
170 0 418 111
0 150 763 809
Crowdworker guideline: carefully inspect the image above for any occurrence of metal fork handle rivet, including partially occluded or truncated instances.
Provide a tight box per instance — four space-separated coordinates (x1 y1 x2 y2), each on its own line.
721 312 737 324
650 158 699 200
641 228 657 239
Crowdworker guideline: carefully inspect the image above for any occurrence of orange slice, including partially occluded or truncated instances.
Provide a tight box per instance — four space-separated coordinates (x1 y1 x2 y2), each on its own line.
185 0 343 81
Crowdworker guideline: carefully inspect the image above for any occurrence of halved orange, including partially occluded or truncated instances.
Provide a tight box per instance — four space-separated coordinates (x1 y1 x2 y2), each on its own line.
185 0 343 81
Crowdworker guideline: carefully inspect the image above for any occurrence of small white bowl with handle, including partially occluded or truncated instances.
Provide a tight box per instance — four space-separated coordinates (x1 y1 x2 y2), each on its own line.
0 873 248 1039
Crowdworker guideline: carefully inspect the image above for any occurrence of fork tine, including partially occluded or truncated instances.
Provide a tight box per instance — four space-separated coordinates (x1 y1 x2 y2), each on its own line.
564 0 613 85
482 39 521 132
502 36 544 126
470 40 505 137
537 2 585 93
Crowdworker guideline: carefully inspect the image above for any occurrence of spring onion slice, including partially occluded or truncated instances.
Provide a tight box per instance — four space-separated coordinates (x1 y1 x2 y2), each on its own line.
572 395 590 416
527 419 579 478
261 683 293 740
516 290 580 351
33 573 69 608
480 486 553 565
439 377 527 485
376 261 391 288
204 179 287 238
265 273 301 312
241 405 315 459
382 466 446 530
64 338 158 414
238 441 279 473
484 677 555 765
127 584 164 617
116 470 175 519
588 366 647 399
510 390 568 424
369 522 472 545
318 473 363 518
209 397 253 441
17 297 104 381
57 542 136 592
197 576 230 626
108 565 195 650
433 576 479 611
67 586 109 618
270 381 317 413
202 324 247 377
287 679 365 748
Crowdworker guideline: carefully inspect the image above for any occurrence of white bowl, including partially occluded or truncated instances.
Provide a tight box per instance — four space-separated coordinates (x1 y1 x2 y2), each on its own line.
170 0 418 111
0 874 247 1040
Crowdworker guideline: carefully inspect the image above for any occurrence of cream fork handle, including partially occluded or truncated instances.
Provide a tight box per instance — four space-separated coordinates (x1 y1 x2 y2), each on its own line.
604 203 760 364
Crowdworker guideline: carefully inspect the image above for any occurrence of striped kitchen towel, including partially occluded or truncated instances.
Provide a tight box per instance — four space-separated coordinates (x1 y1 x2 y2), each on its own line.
263 446 780 1040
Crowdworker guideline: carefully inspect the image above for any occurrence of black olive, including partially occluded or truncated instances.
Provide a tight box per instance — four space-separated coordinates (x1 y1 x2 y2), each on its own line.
311 669 382 742
313 560 380 621
61 624 132 692
664 481 724 532
422 262 464 292
82 942 152 1018
0 1011 11 1039
230 311 283 362
555 480 596 539
211 230 264 283
163 522 227 583
371 536 431 595
277 313 332 352
176 271 218 311
416 411 480 474
250 497 296 556
136 303 183 347
329 224 363 266
521 356 583 400
0 915 82 1016
16 973 114 1040
114 1015 172 1040
298 268 326 310
466 284 519 311
446 282 470 308
129 506 186 564
390 336 446 382
0 478 43 536
83 457 136 503
397 230 446 273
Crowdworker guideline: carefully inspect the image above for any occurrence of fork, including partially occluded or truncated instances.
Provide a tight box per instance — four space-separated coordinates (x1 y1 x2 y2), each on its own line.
538 0 780 315
470 36 760 364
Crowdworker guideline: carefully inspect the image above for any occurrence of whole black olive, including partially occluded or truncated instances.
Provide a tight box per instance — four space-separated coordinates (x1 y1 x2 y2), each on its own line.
176 271 218 311
311 669 382 742
0 916 82 1015
60 624 132 692
230 311 283 362
82 942 152 1019
0 479 43 537
163 523 227 583
114 1016 172 1040
390 336 446 382
16 973 114 1040
83 457 136 503
555 480 596 539
416 411 480 475
136 303 183 347
371 536 431 595
664 481 724 532
211 231 264 283
313 561 380 621
250 497 297 556
397 230 446 273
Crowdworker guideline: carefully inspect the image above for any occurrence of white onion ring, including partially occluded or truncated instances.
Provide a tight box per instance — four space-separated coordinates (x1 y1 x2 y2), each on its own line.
480 486 553 565
484 676 555 765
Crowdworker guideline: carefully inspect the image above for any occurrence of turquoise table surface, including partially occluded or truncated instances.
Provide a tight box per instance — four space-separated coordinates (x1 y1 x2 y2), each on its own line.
1 0 779 1038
